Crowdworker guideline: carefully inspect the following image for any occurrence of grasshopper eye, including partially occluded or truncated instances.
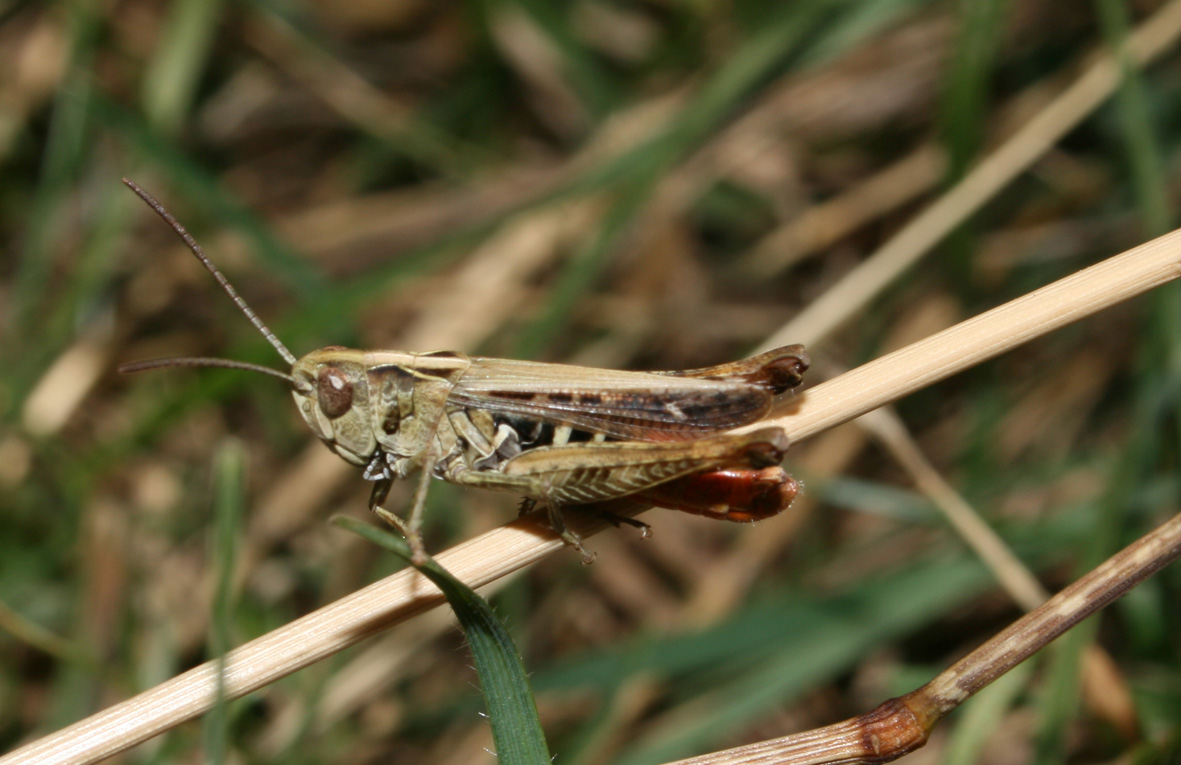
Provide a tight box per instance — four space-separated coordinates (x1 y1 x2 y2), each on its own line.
317 366 354 418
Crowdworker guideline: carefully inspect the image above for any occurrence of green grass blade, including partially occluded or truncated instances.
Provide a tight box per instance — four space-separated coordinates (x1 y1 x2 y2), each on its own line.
940 0 1007 183
205 438 246 764
141 0 226 134
334 516 551 765
1095 0 1172 237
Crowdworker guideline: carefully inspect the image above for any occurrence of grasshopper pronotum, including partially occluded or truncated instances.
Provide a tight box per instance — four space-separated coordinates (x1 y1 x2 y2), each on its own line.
120 180 810 562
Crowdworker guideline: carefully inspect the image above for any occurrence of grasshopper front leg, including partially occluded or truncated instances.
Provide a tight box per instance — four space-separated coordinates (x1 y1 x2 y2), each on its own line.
367 447 438 564
368 474 431 564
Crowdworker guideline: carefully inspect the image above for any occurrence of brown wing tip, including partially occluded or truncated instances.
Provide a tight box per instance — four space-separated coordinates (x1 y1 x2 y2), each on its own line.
759 345 810 394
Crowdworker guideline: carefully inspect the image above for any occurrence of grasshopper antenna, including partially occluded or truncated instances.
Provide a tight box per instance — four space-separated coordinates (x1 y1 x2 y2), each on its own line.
121 178 300 368
118 356 297 384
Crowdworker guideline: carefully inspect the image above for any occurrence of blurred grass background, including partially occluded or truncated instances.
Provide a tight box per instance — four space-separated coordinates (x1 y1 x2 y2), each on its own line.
2 0 1181 763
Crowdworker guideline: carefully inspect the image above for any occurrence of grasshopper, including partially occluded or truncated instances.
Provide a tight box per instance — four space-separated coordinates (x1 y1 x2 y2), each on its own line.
119 180 809 562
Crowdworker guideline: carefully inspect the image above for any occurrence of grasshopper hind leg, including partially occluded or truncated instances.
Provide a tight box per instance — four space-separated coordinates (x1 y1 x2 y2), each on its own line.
525 497 651 563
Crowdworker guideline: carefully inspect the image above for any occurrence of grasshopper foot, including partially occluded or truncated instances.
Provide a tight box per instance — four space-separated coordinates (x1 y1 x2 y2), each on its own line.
543 502 597 563
563 529 597 565
517 497 538 518
595 510 652 539
372 504 430 565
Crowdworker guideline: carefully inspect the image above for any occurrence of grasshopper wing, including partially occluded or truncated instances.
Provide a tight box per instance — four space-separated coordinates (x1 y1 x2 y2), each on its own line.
449 346 807 442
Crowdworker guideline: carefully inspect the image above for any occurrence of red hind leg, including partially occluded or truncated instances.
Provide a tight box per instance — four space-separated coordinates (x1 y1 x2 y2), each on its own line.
638 467 800 522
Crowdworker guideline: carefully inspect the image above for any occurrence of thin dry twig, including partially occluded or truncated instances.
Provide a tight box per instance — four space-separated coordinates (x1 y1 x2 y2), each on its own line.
859 406 1139 737
6 212 1181 765
668 511 1181 765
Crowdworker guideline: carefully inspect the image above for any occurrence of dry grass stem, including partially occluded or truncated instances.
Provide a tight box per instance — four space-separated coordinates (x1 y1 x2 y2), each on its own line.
858 408 1047 610
1 513 572 765
763 0 1181 350
756 226 1181 441
7 207 1181 765
859 407 1138 732
667 511 1181 765
744 145 945 276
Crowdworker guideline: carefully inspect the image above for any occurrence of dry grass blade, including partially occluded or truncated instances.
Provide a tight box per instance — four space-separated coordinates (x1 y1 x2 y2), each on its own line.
6 207 1181 765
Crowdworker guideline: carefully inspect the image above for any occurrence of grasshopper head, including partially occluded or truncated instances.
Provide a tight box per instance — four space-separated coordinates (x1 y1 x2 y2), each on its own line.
291 347 378 467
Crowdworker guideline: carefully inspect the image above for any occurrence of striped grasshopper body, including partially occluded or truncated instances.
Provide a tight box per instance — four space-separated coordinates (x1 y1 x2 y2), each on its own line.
120 181 809 561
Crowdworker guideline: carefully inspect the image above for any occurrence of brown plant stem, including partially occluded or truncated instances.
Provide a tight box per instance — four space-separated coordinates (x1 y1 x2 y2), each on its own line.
667 511 1181 765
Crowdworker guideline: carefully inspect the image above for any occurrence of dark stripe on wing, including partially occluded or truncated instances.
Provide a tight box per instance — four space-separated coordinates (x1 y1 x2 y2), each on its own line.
449 385 771 441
